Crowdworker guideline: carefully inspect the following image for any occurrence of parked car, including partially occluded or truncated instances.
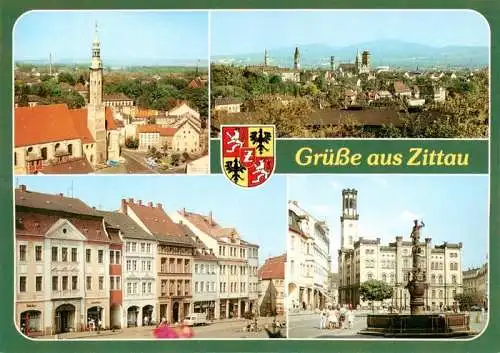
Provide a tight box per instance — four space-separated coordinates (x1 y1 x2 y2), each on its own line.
183 313 208 326
470 305 482 311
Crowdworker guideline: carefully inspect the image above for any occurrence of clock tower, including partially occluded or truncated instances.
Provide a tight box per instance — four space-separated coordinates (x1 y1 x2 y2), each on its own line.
87 22 107 164
340 188 359 250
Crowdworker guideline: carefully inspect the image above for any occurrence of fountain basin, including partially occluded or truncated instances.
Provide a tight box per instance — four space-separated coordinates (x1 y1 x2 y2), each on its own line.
358 313 476 338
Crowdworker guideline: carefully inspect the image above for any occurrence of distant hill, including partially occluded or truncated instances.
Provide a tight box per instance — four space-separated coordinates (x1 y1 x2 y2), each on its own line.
212 40 489 70
15 57 209 68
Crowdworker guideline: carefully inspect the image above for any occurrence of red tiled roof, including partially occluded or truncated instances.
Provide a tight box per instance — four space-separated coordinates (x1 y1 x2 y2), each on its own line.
181 210 222 238
15 187 108 242
128 201 181 236
259 254 286 280
15 104 83 147
15 104 117 147
69 108 96 144
187 77 206 89
74 83 87 91
105 108 117 130
39 157 94 174
394 81 410 94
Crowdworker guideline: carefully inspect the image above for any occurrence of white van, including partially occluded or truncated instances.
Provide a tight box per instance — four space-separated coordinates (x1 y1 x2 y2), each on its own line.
183 313 208 326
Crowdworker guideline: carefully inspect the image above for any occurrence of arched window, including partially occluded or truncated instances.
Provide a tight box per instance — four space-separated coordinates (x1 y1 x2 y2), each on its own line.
431 274 436 284
41 147 47 160
382 273 387 283
367 273 373 280
438 275 443 284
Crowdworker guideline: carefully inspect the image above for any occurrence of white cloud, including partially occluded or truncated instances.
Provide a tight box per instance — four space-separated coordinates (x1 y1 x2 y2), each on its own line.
330 181 340 190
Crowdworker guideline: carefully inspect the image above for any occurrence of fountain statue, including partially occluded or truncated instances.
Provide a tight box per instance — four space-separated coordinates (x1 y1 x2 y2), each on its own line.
358 220 475 338
406 220 428 315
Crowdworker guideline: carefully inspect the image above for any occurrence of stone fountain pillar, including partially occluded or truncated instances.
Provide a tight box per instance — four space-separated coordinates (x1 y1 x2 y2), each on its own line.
406 220 428 315
359 219 474 337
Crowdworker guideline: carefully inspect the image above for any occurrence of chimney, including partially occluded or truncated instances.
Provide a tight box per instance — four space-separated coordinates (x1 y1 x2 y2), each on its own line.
119 199 127 215
157 203 162 209
181 207 186 215
148 201 153 207
138 200 142 205
59 193 64 197
92 206 96 210
128 198 134 203
209 211 213 225
19 184 26 192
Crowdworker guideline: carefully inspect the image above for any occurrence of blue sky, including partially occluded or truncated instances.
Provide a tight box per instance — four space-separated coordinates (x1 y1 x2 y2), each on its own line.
211 10 490 55
14 11 208 64
16 176 286 263
288 175 489 272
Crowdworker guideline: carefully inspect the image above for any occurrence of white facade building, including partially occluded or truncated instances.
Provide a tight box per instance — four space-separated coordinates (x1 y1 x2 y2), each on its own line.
337 188 464 310
169 209 259 319
99 210 157 327
287 200 331 311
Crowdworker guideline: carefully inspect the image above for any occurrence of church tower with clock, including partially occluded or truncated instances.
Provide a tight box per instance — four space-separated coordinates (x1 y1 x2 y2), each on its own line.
340 188 359 250
87 22 107 164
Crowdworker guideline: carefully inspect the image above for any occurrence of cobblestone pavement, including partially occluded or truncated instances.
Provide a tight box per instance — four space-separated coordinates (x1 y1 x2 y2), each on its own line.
50 316 285 339
288 312 488 339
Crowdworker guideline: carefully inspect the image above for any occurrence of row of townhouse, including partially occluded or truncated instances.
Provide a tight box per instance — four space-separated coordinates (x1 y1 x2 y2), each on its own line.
15 185 260 336
287 201 331 312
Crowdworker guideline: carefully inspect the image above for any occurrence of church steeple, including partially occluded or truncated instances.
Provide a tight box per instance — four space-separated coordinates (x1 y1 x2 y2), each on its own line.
264 49 268 67
87 21 107 164
294 47 300 70
91 22 103 70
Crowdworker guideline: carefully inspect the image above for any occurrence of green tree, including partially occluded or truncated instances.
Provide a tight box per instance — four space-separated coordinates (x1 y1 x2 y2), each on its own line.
246 95 312 137
125 138 139 149
454 293 475 311
359 279 393 312
58 72 76 86
170 153 181 166
315 115 374 138
269 75 281 85
77 74 86 85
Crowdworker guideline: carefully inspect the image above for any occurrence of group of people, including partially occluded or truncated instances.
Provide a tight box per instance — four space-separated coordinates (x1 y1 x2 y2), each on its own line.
319 305 355 330
88 317 102 332
153 317 194 339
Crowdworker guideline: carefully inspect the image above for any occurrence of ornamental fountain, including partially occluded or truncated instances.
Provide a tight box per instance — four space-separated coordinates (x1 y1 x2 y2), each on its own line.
358 220 475 338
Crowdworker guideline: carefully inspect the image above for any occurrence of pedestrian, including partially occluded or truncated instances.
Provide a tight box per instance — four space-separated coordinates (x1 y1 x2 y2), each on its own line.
347 309 355 329
329 307 338 329
98 319 102 332
319 308 326 329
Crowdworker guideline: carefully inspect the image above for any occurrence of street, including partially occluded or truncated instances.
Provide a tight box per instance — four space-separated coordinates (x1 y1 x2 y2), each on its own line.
288 312 366 338
52 317 285 340
288 311 489 338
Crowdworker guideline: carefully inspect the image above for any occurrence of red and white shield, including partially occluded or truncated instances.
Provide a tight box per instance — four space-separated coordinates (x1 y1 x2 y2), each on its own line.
221 125 276 188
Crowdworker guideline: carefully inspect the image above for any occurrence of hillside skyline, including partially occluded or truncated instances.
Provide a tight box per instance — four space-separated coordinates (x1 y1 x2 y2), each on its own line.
212 39 489 69
211 10 489 56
